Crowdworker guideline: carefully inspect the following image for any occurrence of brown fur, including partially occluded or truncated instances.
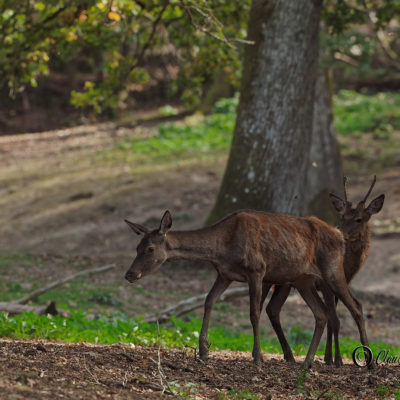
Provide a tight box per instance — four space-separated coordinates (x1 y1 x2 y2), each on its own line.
124 208 369 369
263 177 384 367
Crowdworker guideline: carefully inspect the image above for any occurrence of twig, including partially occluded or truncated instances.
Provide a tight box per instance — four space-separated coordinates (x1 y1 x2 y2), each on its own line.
179 0 254 48
143 286 248 324
15 264 116 305
135 1 170 66
82 357 106 387
155 321 174 395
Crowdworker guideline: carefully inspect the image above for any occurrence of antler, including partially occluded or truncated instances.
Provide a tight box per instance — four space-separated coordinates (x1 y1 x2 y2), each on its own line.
343 176 348 202
362 175 376 203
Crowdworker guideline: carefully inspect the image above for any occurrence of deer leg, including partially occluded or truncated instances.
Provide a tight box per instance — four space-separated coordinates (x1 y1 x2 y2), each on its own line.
320 285 342 367
248 275 263 366
199 274 231 361
327 276 371 368
260 282 272 313
266 284 295 363
296 284 328 370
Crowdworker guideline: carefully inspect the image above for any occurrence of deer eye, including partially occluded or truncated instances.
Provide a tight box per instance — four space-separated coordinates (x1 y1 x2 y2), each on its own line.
148 247 155 253
355 218 362 223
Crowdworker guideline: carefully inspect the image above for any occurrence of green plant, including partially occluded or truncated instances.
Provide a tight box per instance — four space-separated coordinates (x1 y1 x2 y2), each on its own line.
334 91 400 135
217 389 260 400
376 384 390 399
169 381 199 399
119 96 237 157
294 370 310 394
159 105 179 117
0 311 399 365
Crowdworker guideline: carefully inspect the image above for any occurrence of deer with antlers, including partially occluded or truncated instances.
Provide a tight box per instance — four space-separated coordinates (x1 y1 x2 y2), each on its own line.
124 203 371 369
260 176 384 366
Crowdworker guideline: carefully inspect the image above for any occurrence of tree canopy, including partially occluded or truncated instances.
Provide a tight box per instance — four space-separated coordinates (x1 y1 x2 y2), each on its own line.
0 1 399 116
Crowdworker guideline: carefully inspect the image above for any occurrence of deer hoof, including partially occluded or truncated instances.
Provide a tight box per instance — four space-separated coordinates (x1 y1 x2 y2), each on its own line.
252 352 263 366
284 355 296 363
253 357 262 367
334 357 344 367
324 354 333 365
299 360 313 370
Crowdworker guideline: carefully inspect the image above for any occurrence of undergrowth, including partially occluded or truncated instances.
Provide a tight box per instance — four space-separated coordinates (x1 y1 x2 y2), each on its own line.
0 311 398 362
117 91 400 174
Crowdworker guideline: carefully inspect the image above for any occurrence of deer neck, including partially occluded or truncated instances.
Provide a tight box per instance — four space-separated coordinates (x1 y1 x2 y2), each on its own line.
165 228 220 262
343 223 371 283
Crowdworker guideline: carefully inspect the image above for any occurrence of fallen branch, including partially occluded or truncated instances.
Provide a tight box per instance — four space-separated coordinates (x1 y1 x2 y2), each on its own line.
143 285 400 324
0 264 116 316
0 301 57 316
16 264 115 305
143 286 248 324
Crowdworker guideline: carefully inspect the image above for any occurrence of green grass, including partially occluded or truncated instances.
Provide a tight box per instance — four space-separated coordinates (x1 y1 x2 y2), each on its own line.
115 91 400 175
38 281 121 310
119 95 237 158
334 90 400 136
0 253 42 270
0 311 398 363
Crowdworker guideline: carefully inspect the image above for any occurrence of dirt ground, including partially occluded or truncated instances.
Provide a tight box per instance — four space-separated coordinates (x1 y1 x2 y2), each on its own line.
1 339 400 400
1 122 400 399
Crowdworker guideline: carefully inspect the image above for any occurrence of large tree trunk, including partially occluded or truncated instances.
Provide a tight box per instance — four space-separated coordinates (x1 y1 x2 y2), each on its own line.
207 0 323 223
306 69 344 224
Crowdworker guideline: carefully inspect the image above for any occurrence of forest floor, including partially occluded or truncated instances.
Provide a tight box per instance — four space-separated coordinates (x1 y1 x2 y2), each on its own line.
1 338 400 400
1 118 400 399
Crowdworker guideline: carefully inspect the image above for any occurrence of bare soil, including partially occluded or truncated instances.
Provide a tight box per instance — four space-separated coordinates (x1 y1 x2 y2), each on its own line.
1 339 400 400
1 122 400 399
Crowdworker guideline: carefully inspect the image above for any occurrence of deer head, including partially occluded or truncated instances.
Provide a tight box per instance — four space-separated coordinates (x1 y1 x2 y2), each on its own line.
329 176 385 238
124 210 172 282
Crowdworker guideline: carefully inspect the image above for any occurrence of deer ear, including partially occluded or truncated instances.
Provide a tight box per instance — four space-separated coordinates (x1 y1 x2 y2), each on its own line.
329 193 347 215
159 210 172 235
124 219 150 235
365 194 385 216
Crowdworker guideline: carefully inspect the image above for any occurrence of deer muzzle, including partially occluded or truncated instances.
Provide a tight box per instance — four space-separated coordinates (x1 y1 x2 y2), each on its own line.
125 271 142 282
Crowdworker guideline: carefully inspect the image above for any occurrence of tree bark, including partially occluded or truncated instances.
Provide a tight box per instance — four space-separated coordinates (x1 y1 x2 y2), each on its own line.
306 69 344 224
207 0 323 223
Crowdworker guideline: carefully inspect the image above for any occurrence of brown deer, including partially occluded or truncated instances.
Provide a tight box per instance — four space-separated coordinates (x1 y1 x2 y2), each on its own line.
124 208 370 369
260 176 384 366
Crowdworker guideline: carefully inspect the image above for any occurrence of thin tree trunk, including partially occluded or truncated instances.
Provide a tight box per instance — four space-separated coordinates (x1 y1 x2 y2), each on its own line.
207 0 322 223
306 69 344 224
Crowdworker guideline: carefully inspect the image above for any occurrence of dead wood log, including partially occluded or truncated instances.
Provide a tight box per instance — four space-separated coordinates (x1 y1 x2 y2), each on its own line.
0 301 58 316
143 285 400 324
0 264 115 316
143 286 248 324
16 264 115 305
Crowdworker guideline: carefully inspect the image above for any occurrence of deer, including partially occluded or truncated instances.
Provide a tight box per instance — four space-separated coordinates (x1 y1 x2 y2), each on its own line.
259 176 384 366
124 208 370 369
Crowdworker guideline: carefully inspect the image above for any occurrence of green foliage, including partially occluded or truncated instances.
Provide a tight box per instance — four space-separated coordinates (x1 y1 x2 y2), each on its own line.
0 0 250 114
119 95 238 157
323 0 398 34
169 381 199 399
376 384 390 399
294 370 310 394
219 389 260 400
0 311 399 363
158 104 179 116
334 90 400 136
